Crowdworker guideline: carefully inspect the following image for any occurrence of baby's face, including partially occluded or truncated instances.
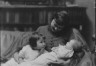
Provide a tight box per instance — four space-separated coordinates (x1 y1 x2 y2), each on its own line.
66 40 78 48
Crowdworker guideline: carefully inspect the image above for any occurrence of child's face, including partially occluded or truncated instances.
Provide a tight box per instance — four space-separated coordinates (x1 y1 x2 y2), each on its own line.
36 38 45 49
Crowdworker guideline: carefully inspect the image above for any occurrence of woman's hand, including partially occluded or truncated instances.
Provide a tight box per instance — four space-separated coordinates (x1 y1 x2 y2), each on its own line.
51 59 70 65
60 59 70 65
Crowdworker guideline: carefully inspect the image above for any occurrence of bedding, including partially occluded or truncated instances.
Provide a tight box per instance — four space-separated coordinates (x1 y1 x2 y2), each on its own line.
0 31 34 60
0 31 95 66
1 45 40 66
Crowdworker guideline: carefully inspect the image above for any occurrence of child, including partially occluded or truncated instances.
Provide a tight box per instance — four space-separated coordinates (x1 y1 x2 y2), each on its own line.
19 39 82 66
1 32 46 66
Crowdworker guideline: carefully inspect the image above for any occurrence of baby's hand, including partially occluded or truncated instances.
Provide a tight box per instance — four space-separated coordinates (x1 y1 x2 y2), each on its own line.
18 58 24 64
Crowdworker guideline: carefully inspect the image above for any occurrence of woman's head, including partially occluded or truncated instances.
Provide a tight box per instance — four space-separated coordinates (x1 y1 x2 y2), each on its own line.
50 11 70 32
29 32 46 50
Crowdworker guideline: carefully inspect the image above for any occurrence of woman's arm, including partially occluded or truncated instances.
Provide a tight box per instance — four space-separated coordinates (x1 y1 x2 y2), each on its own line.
51 59 70 65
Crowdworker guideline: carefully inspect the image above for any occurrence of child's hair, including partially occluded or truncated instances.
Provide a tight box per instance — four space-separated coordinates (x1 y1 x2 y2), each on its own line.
29 32 45 48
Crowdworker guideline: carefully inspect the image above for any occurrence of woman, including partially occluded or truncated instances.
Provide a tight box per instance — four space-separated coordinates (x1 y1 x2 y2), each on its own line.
36 11 91 66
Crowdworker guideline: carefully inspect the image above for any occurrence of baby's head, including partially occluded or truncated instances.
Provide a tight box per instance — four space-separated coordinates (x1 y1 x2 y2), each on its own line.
29 32 46 50
66 39 82 50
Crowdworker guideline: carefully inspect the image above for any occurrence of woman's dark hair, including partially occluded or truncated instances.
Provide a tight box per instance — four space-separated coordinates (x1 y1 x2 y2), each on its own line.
52 11 70 26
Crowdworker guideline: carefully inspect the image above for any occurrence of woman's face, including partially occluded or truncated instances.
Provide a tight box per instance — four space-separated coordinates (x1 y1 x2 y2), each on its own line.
50 19 64 32
36 38 45 49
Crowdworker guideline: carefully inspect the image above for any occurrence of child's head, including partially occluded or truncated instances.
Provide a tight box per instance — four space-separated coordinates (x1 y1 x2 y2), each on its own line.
66 39 82 50
29 32 46 50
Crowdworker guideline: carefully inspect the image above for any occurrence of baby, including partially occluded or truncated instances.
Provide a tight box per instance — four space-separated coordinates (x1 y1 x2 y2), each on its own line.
51 39 82 59
18 39 82 66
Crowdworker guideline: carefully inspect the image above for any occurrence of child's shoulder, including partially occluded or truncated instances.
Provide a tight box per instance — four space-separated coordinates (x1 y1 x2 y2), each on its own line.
22 45 31 50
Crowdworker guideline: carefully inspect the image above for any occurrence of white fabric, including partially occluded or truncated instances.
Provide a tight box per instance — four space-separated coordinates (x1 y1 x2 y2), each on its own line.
1 58 18 66
52 44 74 58
30 44 74 65
19 45 39 61
18 44 74 66
2 44 74 66
1 45 39 66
